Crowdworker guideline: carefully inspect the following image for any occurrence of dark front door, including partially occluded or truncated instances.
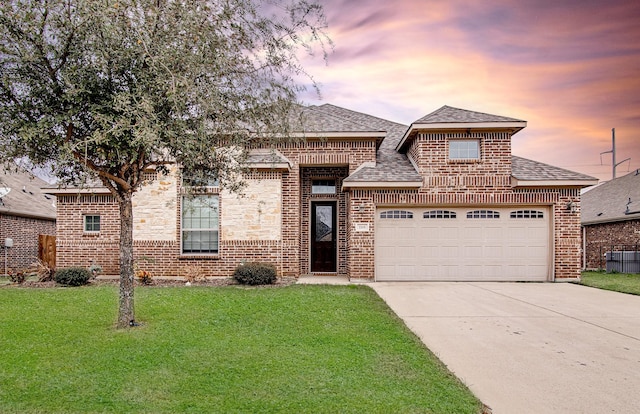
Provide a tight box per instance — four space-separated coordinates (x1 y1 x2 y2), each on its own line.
311 201 337 272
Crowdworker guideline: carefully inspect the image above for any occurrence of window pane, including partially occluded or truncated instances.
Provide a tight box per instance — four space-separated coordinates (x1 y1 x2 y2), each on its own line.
312 179 336 194
450 140 480 160
182 195 218 253
84 215 100 232
466 210 500 219
315 205 333 241
510 210 544 219
380 210 413 219
423 210 456 219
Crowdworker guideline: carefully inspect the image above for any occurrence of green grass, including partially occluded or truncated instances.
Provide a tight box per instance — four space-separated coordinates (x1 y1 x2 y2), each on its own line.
580 271 640 295
0 284 480 413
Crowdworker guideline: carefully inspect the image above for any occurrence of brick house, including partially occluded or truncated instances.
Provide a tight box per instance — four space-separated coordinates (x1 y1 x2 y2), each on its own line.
1 166 56 273
47 104 597 281
581 169 640 270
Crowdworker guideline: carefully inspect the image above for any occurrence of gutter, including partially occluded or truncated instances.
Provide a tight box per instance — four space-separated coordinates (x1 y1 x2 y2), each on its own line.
582 214 640 226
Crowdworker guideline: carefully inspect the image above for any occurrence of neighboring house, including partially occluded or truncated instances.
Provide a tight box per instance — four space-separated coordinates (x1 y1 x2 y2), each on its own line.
581 169 640 270
0 166 57 273
46 104 597 281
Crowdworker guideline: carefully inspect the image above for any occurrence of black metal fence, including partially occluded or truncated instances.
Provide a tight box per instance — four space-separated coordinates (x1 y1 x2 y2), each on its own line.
602 245 640 273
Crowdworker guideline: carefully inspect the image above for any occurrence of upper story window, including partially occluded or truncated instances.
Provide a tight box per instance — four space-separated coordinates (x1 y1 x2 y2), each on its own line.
312 179 336 195
380 210 413 219
449 140 480 160
84 215 100 233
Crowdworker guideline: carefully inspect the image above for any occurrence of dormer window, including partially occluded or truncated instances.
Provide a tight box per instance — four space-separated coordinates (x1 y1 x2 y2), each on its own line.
449 140 480 160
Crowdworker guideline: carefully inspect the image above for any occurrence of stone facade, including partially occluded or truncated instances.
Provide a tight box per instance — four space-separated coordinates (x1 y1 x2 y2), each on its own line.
132 168 178 241
221 176 281 241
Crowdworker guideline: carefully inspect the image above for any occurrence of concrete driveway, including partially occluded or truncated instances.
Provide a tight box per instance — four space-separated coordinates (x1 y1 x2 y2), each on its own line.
370 282 640 414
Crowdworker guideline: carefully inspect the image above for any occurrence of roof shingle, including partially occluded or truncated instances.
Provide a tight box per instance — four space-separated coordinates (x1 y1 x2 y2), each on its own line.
0 166 56 220
581 169 640 225
512 156 597 182
415 105 525 124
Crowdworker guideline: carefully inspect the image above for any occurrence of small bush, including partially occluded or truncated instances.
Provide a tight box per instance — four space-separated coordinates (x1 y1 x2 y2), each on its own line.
233 262 277 285
9 271 26 284
23 260 54 282
88 264 102 279
181 265 207 283
136 270 153 285
54 267 92 286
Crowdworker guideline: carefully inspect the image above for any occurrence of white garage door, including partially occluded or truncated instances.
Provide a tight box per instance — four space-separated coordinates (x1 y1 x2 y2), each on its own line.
375 207 551 281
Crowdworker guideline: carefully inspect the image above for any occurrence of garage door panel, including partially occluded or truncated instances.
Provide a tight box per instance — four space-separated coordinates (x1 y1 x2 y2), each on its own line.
376 206 550 281
396 246 417 259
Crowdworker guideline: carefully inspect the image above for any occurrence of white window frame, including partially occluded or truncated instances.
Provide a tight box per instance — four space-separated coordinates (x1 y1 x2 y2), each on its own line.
467 210 500 219
83 215 101 233
380 210 413 219
449 140 480 160
181 195 219 255
423 210 457 219
510 210 544 219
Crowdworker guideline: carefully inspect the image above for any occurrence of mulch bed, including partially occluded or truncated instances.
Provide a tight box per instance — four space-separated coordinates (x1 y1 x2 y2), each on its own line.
1 277 298 289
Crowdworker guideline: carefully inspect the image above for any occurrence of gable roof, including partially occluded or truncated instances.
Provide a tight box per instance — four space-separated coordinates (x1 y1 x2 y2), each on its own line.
581 169 640 225
511 156 598 187
310 105 423 188
415 105 526 124
0 165 56 220
287 104 386 145
396 105 527 152
40 103 593 192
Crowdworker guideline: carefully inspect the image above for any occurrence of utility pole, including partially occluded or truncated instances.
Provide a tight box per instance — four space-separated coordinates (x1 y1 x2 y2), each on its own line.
600 128 631 179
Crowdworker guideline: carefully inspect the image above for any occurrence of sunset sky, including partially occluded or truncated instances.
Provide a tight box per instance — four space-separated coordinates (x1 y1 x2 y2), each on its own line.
299 0 640 183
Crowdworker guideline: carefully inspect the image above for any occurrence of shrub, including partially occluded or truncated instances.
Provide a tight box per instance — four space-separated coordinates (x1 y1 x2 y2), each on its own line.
23 260 54 282
54 267 92 286
136 270 153 285
233 262 277 285
181 265 206 283
88 264 102 279
9 271 26 284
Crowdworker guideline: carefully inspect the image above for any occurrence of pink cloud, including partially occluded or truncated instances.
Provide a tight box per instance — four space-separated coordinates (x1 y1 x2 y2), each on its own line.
299 0 640 181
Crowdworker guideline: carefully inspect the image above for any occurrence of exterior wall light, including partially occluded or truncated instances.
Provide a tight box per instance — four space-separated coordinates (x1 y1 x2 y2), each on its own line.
566 201 577 213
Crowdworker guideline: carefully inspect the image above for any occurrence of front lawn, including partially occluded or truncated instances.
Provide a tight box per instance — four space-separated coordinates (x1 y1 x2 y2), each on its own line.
580 271 640 295
0 284 481 413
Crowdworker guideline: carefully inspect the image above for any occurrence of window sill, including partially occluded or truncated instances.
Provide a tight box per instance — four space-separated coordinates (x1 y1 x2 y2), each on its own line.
82 232 100 237
448 158 481 164
179 254 220 260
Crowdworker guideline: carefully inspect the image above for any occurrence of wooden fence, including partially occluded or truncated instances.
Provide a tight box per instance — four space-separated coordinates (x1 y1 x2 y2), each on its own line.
38 234 56 270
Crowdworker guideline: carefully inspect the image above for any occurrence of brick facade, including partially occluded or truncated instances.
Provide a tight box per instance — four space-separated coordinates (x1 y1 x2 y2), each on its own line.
1 213 56 272
52 111 587 281
584 220 640 270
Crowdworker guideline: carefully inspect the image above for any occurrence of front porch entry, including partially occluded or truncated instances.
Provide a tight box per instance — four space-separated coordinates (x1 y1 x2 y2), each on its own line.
311 201 337 272
300 166 348 276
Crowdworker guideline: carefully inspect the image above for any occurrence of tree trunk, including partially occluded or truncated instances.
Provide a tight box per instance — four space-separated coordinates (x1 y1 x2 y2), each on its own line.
116 192 135 328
